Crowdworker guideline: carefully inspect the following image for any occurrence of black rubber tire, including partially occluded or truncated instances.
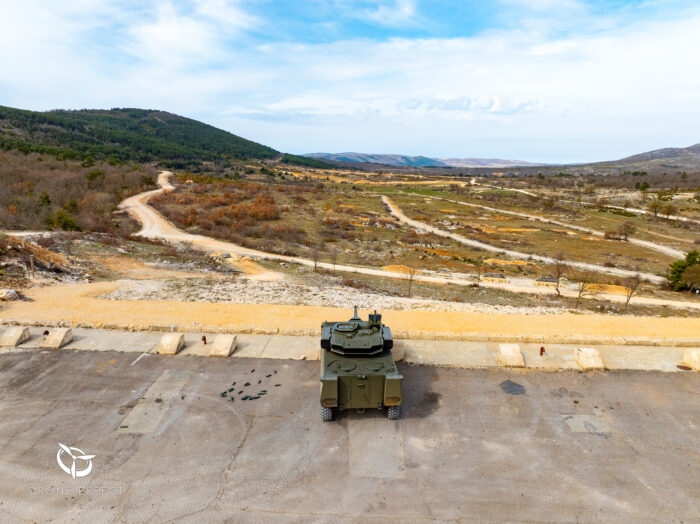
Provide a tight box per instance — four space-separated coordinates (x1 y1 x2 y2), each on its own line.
387 406 401 420
321 407 333 422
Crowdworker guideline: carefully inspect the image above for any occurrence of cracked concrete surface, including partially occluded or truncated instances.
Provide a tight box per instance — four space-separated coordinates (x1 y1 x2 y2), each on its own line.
0 350 697 522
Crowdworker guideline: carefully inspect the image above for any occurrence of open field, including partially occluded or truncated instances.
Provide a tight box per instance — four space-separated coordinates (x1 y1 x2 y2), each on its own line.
4 162 700 319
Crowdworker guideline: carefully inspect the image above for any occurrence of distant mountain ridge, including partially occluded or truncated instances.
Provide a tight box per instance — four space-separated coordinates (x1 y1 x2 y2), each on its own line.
616 143 700 163
305 152 541 168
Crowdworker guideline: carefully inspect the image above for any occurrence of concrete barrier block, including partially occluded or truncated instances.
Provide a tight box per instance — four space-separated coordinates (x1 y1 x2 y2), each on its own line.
41 328 72 349
682 349 700 371
392 342 405 362
208 335 237 357
0 327 31 347
575 347 605 371
498 344 525 367
157 333 185 355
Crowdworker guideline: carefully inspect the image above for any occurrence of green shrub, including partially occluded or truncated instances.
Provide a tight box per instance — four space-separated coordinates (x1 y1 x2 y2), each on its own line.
46 209 81 231
667 250 700 291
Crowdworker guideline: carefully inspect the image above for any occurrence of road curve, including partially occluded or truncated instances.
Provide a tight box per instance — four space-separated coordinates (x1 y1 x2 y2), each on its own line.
382 196 667 284
118 172 481 286
116 172 700 309
471 179 700 226
427 196 685 259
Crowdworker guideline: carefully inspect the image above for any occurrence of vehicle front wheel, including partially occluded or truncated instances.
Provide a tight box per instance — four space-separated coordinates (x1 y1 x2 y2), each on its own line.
321 407 333 421
387 406 401 420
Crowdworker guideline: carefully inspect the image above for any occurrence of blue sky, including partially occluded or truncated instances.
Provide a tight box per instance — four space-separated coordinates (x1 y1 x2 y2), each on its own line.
1 0 699 162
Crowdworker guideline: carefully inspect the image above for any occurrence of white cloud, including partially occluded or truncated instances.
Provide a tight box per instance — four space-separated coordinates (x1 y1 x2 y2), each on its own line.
1 1 699 161
362 0 420 27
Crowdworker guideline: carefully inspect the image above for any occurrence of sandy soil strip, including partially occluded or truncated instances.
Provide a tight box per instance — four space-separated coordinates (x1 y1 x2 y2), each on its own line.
2 281 700 340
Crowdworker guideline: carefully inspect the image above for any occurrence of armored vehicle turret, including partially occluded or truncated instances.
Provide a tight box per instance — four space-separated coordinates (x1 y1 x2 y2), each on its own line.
319 307 403 421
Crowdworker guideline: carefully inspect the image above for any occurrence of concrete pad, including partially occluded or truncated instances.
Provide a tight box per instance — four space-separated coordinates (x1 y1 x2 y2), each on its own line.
157 333 185 355
498 343 525 367
118 369 191 433
520 344 580 371
230 335 270 358
682 349 700 371
575 347 605 371
208 335 237 357
598 345 685 372
403 340 497 368
40 328 72 349
0 327 30 348
260 335 316 360
2 350 700 522
561 414 612 436
348 412 404 479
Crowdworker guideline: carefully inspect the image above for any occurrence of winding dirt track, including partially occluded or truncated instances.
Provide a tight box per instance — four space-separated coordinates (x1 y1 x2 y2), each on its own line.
117 172 700 309
119 172 463 285
426 195 685 259
382 196 667 284
472 179 700 226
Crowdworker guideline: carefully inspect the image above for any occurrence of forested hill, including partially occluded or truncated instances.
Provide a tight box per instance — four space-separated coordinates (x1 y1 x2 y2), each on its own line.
0 106 279 167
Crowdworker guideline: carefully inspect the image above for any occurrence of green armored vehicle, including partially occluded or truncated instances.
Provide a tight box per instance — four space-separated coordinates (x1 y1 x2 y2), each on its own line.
319 307 403 421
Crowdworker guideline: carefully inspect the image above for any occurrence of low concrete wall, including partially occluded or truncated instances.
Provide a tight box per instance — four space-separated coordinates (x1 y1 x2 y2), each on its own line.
2 319 700 349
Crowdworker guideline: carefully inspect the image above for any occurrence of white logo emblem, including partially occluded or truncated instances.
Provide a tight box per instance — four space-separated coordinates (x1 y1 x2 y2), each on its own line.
56 443 95 479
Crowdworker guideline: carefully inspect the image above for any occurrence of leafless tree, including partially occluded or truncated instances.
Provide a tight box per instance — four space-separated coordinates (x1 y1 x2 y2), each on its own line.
575 272 598 308
623 273 643 309
473 257 484 287
404 266 418 297
662 203 677 219
329 249 338 272
311 247 319 271
553 253 566 296
617 222 636 241
647 199 662 218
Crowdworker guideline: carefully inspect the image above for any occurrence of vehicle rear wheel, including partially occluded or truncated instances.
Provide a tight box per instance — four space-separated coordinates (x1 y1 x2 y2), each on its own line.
321 407 333 421
387 406 401 420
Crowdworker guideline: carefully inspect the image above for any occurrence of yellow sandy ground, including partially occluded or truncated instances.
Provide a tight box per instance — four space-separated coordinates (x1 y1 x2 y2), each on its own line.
498 227 538 233
589 283 630 296
485 258 533 266
382 264 414 274
3 281 700 340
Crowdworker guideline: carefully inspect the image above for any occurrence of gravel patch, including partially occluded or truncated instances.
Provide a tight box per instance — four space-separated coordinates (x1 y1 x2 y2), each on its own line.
100 277 570 315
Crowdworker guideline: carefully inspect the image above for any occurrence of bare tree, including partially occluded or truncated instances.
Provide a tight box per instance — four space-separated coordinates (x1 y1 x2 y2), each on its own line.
575 272 598 308
617 222 636 241
553 253 566 296
404 266 418 297
473 257 484 287
662 203 677 219
647 199 662 218
329 249 338 272
623 273 642 309
311 247 320 271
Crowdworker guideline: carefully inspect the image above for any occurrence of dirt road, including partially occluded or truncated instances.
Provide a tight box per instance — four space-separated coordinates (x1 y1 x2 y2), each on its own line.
117 171 700 309
118 172 501 287
382 196 667 284
427 195 685 259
